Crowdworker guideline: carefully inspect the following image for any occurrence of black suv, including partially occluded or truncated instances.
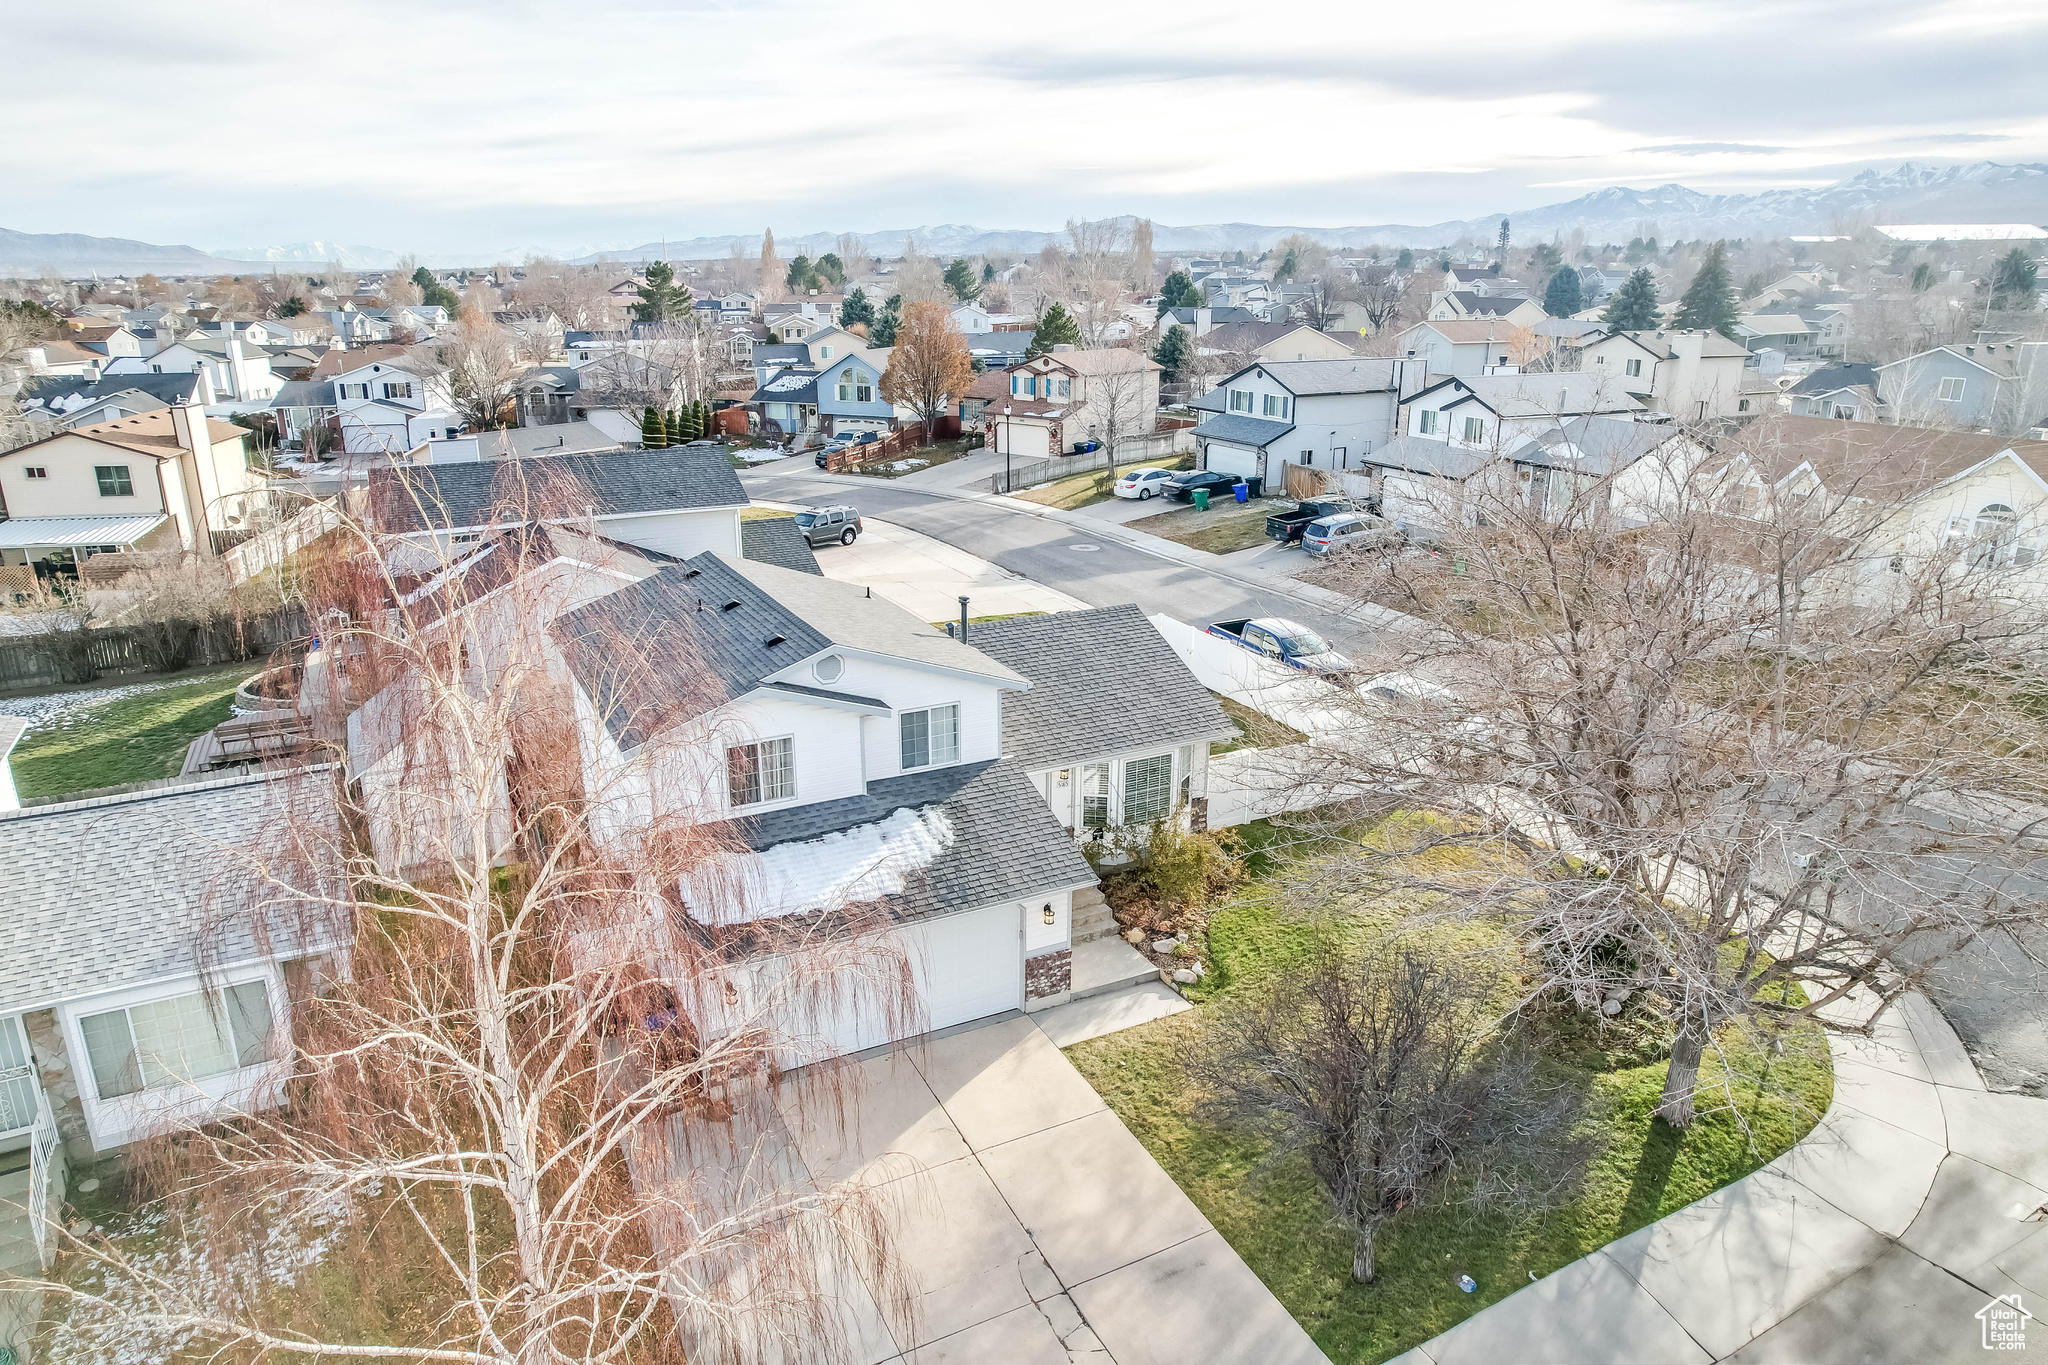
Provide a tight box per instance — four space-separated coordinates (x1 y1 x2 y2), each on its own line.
794 505 863 546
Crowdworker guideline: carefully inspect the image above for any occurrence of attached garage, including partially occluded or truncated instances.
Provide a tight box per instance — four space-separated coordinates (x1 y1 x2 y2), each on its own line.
1193 413 1295 484
1203 441 1261 479
914 903 1023 1031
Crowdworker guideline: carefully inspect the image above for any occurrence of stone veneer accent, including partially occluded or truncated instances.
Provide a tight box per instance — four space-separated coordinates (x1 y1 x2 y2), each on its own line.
25 1007 93 1162
1025 947 1073 1000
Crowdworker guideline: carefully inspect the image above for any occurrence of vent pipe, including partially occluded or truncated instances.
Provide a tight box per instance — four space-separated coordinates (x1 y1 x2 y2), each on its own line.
958 596 971 642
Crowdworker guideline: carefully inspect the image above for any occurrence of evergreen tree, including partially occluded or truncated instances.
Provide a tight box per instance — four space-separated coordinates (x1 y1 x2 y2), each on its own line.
785 255 814 292
1496 218 1510 263
279 296 306 317
943 259 982 302
981 261 996 284
1156 269 1201 317
1911 262 1937 293
816 253 845 286
697 399 715 438
870 294 903 347
1543 266 1584 318
1395 248 1414 272
841 287 876 330
641 405 667 448
1152 323 1194 380
632 261 694 325
1277 248 1299 280
1673 241 1739 337
1025 302 1082 358
680 404 702 441
411 265 435 292
1991 248 2039 310
1602 268 1661 331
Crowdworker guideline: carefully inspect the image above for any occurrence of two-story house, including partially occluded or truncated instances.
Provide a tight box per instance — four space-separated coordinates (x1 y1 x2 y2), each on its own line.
1401 371 1644 453
0 404 265 566
331 358 459 453
816 351 893 438
1393 319 1523 378
988 347 1161 462
1788 364 1884 422
1427 292 1546 328
1578 328 1753 424
1876 343 2048 436
1192 358 1421 483
124 333 280 402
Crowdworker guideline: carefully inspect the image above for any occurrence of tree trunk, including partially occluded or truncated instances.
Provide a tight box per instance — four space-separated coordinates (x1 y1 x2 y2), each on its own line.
1351 1224 1377 1284
1657 1024 1706 1128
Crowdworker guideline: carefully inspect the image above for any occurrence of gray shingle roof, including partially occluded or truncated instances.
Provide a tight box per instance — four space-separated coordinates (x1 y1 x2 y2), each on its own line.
369 447 744 533
1359 435 1487 480
0 768 346 1016
750 369 819 403
967 604 1232 770
740 516 823 575
1254 359 1402 395
1790 363 1879 396
1420 372 1645 419
1506 415 1688 475
707 758 1098 923
1194 413 1295 447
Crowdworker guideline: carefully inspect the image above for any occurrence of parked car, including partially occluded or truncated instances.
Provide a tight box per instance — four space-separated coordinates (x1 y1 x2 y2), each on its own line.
1163 470 1242 503
1207 617 1354 676
1069 439 1102 455
814 431 879 468
1302 511 1400 556
1113 467 1177 500
793 505 864 546
1265 496 1359 545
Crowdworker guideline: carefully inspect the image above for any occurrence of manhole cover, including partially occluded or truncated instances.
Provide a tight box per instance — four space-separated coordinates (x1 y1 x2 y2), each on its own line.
1069 543 1101 552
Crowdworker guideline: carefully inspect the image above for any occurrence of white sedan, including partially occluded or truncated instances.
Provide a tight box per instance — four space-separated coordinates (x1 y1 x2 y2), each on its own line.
1113 467 1177 500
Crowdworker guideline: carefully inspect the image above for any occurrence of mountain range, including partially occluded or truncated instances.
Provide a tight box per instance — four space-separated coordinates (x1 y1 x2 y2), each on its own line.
5 162 2046 277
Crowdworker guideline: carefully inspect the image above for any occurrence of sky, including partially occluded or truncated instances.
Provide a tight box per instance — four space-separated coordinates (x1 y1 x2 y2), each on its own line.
7 0 2048 258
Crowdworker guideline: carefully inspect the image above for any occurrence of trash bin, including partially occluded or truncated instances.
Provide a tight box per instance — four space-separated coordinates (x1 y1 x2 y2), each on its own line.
1245 475 1264 499
1232 482 1249 504
1192 489 1211 511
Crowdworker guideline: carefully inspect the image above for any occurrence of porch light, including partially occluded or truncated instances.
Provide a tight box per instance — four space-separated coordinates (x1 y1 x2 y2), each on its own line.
1042 904 1055 925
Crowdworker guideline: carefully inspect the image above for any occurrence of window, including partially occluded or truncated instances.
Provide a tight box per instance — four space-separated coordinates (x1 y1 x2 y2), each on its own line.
1462 415 1486 443
23 466 47 479
899 704 960 770
726 736 795 806
1738 398 1751 413
819 346 832 360
857 381 872 403
94 465 134 497
1625 358 1643 377
80 982 275 1100
1970 503 2020 568
1263 394 1290 418
837 376 854 401
1936 376 1966 402
382 382 413 400
1122 753 1175 827
1299 451 1313 465
1080 763 1111 830
1228 388 1253 413
1418 409 1439 435
1056 378 1071 398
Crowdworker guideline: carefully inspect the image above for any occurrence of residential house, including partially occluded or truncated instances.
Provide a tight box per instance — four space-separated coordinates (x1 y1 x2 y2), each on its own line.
494 310 565 361
762 299 841 342
1427 292 1546 328
959 330 1032 371
16 338 111 381
692 292 758 324
1578 328 1754 423
366 446 748 562
751 367 822 441
332 357 460 452
1192 358 1420 482
0 768 347 1172
319 309 393 346
1401 371 1645 453
1876 343 2048 436
17 372 214 433
815 351 894 438
124 333 280 401
1789 364 1884 422
1393 319 1526 377
60 324 143 361
969 605 1233 844
0 405 265 566
988 347 1161 462
1440 266 1532 299
1159 305 1262 336
1198 321 1358 365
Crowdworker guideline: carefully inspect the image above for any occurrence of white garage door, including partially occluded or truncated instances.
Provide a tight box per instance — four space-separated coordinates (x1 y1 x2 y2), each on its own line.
1205 442 1259 478
916 903 1023 1031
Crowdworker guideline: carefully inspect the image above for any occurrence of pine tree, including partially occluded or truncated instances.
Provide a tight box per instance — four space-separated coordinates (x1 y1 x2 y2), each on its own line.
1991 248 2039 310
1496 218 1511 264
1026 302 1083 358
842 287 876 330
1543 267 1584 318
697 399 714 439
943 259 982 302
870 294 903 347
1395 248 1414 272
785 255 813 292
632 261 693 325
641 405 667 448
1156 270 1201 317
1674 241 1739 337
1603 268 1661 331
1152 323 1194 380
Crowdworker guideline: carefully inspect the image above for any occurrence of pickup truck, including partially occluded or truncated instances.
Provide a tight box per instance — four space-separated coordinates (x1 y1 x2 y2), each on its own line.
1208 617 1354 676
1265 496 1359 545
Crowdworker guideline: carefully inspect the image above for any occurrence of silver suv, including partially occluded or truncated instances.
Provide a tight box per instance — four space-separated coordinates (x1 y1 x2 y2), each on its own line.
794 505 863 547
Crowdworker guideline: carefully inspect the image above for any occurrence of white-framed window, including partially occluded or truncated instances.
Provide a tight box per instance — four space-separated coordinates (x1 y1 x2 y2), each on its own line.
0 1016 37 1135
899 704 960 770
1228 388 1253 413
382 382 413 400
727 736 795 806
1462 415 1486 443
1418 409 1439 435
1122 753 1176 826
95 464 134 497
819 346 833 360
79 982 275 1100
1263 393 1290 418
837 377 854 401
857 381 872 402
1056 378 1071 398
1625 358 1643 377
1080 762 1111 830
1936 376 1966 402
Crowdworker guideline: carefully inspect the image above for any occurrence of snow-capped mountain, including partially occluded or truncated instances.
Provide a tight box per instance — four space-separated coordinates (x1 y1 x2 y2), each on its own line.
211 241 407 269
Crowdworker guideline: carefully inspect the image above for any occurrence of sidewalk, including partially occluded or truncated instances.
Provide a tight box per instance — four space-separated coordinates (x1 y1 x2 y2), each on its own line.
1396 990 2048 1364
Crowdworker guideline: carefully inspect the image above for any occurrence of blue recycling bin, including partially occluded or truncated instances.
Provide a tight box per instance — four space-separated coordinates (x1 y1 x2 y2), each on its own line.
1232 482 1249 503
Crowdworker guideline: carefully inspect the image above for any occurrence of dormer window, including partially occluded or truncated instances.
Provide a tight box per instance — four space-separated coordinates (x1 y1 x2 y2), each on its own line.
727 736 794 806
899 703 960 770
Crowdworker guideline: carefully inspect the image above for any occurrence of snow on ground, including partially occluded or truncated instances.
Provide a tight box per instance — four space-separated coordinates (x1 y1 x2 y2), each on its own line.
0 674 240 732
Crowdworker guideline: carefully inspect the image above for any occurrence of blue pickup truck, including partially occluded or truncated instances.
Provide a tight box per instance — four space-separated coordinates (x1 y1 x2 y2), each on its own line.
1207 617 1354 677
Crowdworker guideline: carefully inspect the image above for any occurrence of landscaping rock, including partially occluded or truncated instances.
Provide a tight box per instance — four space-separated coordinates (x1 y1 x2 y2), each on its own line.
1172 968 1200 985
1152 939 1178 954
1122 928 1146 945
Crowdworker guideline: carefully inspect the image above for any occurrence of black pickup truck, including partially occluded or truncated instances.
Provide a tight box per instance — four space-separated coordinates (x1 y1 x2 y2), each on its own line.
1265 496 1360 545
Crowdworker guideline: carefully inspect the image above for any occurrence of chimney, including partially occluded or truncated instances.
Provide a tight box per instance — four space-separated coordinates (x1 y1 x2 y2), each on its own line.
224 334 251 399
169 398 202 454
958 596 971 642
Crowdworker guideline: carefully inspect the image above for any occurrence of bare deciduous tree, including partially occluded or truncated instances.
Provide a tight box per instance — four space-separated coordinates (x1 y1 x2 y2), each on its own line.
879 300 971 444
431 306 524 431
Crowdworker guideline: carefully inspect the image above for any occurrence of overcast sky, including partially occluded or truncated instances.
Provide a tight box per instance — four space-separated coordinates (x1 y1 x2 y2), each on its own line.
8 0 2048 257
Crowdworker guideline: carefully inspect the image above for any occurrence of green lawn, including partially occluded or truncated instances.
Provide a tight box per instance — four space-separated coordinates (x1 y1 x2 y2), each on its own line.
1065 845 1833 1365
7 667 249 800
1013 468 1118 510
1127 499 1274 555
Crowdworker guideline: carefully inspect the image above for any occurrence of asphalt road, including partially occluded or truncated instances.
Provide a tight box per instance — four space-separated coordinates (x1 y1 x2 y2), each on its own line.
745 462 2048 1096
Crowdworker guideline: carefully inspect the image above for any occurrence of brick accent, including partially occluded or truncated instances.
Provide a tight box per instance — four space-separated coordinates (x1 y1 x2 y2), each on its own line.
1189 796 1209 832
1025 948 1072 1000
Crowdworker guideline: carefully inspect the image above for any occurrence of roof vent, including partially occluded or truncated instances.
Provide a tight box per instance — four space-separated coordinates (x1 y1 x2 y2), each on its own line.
682 568 701 579
764 634 787 647
721 599 742 611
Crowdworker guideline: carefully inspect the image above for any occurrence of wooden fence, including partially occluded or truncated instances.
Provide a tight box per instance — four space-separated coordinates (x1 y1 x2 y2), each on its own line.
1281 463 1334 500
0 605 310 694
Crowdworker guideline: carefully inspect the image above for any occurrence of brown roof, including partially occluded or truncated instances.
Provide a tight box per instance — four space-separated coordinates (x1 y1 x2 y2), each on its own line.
1728 414 2048 497
313 343 417 377
34 338 102 365
963 368 1012 402
57 410 248 458
1408 318 1522 344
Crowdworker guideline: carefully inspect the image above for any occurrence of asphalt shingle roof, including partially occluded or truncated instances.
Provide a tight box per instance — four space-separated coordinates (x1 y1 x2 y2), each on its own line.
369 447 744 533
740 516 824 576
968 604 1232 771
1194 413 1295 447
1254 358 1402 395
0 769 345 1016
1790 363 1879 396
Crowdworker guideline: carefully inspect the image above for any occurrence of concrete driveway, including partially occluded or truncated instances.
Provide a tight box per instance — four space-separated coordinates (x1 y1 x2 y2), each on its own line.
774 1014 1328 1364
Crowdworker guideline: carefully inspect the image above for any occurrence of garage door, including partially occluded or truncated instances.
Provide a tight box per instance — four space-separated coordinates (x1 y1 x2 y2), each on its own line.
916 903 1024 1031
1205 442 1259 478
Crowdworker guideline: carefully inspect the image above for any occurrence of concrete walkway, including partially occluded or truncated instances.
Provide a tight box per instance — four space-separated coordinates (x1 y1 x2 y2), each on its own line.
1397 991 2048 1365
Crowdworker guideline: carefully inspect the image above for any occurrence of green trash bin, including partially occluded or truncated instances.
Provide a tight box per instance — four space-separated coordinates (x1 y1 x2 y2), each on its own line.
1192 488 1211 511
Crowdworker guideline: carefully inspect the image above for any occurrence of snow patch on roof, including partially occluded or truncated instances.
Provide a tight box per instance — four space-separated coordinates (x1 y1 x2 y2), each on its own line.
688 804 955 923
